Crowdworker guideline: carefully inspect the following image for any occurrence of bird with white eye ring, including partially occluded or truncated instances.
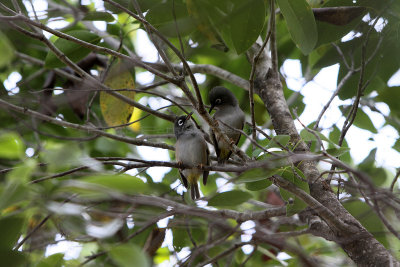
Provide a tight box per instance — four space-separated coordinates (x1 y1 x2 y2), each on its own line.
208 86 245 164
174 112 209 200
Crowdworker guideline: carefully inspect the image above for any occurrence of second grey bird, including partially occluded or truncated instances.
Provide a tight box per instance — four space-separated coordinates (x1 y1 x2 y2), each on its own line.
209 86 245 163
174 113 209 200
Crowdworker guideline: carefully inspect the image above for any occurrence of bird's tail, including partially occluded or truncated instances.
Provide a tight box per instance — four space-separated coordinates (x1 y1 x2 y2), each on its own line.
190 183 200 200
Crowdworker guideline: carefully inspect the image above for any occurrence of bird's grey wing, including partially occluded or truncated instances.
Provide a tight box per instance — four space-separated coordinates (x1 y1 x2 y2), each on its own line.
178 170 189 188
224 116 245 162
203 145 210 185
211 129 221 158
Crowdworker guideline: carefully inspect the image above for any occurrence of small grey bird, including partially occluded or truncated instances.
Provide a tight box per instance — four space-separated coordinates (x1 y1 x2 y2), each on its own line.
209 86 245 163
174 113 209 200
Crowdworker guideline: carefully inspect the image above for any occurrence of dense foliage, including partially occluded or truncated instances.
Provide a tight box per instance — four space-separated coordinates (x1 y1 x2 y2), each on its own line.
0 0 400 266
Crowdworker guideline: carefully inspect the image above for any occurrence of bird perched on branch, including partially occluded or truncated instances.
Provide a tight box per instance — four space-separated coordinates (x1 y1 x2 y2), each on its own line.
209 86 245 164
174 113 209 200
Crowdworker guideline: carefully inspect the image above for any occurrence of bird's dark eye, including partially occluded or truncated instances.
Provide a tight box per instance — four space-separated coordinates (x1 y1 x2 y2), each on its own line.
178 119 184 126
215 98 222 104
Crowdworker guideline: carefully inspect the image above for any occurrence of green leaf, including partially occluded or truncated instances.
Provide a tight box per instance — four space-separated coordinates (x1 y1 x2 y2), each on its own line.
245 179 272 191
0 182 29 210
277 0 317 55
208 190 252 207
339 106 377 133
109 244 150 267
279 167 309 216
80 174 149 194
266 135 291 149
229 0 266 54
235 168 279 183
0 132 24 159
343 200 388 247
36 253 64 267
0 31 14 68
325 147 350 157
0 250 27 267
41 143 83 173
83 12 115 22
299 129 330 143
359 148 377 169
146 0 195 37
45 30 101 68
328 125 351 163
376 86 400 116
393 139 400 153
0 216 24 250
7 159 36 182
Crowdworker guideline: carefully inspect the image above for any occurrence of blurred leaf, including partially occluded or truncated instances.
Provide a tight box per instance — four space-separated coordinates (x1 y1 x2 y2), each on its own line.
245 179 272 191
41 143 83 172
0 31 14 68
0 250 27 267
0 216 24 250
0 132 24 159
235 168 279 183
0 181 29 210
277 0 317 55
208 190 252 207
109 244 150 267
80 174 149 194
229 0 266 54
393 139 400 153
357 148 386 186
6 159 36 182
83 12 115 22
45 30 101 68
36 253 64 267
128 107 142 132
101 61 136 128
359 148 377 169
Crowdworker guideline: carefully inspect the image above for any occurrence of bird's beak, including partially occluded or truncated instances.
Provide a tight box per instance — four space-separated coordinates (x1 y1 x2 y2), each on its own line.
185 112 193 122
209 104 215 113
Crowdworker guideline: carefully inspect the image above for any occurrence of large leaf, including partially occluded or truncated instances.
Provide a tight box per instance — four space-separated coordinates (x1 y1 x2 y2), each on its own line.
36 253 64 267
376 86 400 116
229 0 266 54
109 244 150 267
343 200 388 247
208 190 252 207
146 0 196 37
0 216 25 250
277 0 317 55
339 106 377 133
0 132 24 159
0 250 27 267
101 61 136 128
45 30 101 68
